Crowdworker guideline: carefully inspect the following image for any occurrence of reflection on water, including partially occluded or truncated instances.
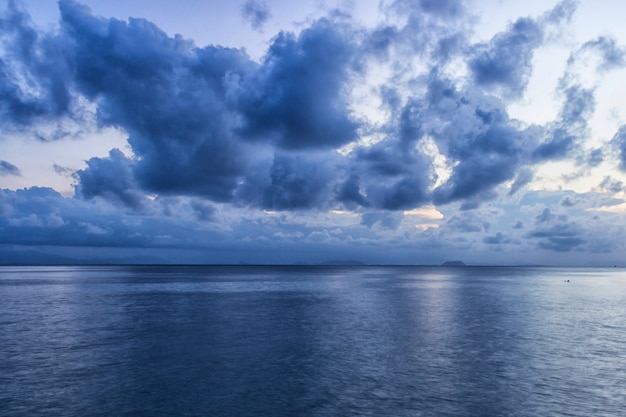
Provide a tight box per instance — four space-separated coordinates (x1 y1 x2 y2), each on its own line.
1 266 626 416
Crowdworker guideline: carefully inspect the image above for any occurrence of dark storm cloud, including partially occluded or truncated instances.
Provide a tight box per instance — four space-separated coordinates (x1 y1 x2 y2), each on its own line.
241 0 270 31
0 160 20 176
57 1 361 207
4 1 362 211
59 0 255 201
235 18 359 150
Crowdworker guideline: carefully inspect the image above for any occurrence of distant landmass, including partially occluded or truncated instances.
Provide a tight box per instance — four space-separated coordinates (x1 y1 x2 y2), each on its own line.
441 260 466 266
0 249 168 265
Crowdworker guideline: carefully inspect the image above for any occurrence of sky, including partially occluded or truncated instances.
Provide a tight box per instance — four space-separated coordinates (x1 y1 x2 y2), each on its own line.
1 0 626 265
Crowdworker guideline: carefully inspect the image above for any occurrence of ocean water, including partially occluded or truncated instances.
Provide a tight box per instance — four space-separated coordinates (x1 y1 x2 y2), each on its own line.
1 265 625 416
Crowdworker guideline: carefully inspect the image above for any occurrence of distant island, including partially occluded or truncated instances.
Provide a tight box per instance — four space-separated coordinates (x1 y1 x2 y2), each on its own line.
441 260 466 266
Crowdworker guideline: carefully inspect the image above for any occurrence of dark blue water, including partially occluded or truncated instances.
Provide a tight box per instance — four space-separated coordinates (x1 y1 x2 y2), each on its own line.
1 265 625 416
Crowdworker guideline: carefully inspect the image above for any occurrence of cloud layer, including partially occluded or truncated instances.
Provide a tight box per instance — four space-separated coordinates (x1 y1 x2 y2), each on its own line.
1 0 626 264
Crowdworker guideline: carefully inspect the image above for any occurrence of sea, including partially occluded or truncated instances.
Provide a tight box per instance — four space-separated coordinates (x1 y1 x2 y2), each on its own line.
1 265 625 416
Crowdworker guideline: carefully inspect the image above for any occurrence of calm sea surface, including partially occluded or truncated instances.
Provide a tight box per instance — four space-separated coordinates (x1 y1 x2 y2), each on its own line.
1 265 625 416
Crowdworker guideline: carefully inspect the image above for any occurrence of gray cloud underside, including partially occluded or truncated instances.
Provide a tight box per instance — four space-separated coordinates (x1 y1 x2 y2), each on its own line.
1 0 626 257
0 160 20 176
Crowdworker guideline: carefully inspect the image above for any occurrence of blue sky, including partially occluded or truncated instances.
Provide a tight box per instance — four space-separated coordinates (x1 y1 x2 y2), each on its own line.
1 0 626 265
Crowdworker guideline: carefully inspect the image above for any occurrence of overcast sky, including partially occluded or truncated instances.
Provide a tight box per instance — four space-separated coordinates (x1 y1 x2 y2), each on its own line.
1 0 626 265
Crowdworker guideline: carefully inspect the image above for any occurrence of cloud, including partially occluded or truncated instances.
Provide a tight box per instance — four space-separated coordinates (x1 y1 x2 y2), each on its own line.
508 168 533 195
0 186 231 249
586 148 603 167
428 77 529 205
560 197 579 207
445 212 488 233
467 0 578 99
598 176 623 193
532 85 594 161
337 174 370 209
572 36 626 72
53 163 74 177
241 0 270 31
419 0 465 18
2 0 626 266
360 211 403 230
0 1 72 126
543 0 578 25
259 152 339 210
59 0 257 201
350 137 432 210
76 149 147 211
190 200 216 222
0 0 588 216
535 207 567 224
0 160 20 176
55 3 362 209
235 18 359 150
527 208 584 252
527 223 584 252
468 17 544 99
612 125 626 171
483 232 509 245
391 0 466 20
